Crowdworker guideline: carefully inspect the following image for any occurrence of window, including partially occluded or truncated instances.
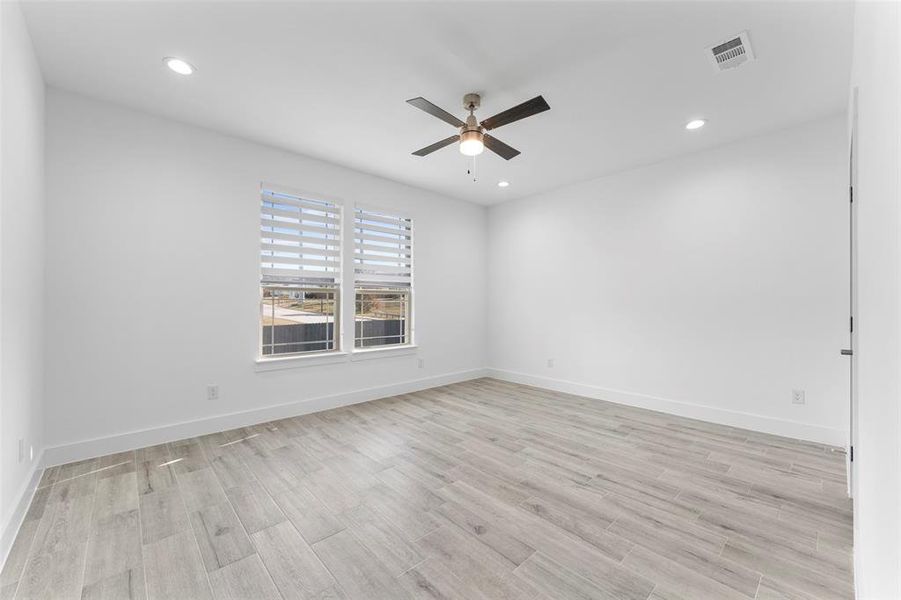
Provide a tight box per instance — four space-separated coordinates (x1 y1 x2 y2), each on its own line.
260 187 341 357
355 289 410 347
353 207 413 348
261 288 338 355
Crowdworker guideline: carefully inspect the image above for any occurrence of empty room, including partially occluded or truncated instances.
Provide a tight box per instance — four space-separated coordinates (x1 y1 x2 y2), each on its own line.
1 0 899 599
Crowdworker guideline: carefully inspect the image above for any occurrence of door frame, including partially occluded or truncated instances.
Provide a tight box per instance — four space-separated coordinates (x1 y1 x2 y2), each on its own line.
848 87 859 499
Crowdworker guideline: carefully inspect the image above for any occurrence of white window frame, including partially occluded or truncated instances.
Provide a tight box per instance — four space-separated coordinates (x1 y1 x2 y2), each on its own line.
255 185 419 367
259 286 340 357
353 287 413 350
352 205 415 353
257 183 345 362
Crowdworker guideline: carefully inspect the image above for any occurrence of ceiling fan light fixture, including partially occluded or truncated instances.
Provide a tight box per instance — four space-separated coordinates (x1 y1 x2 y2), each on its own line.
459 130 484 156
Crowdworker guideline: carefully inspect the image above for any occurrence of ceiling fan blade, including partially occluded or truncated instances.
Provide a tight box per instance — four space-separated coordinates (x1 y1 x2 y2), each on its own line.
480 95 550 131
483 134 521 160
406 97 465 128
412 135 459 157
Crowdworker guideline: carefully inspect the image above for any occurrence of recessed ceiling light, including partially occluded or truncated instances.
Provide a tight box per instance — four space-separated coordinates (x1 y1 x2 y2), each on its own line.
163 57 195 76
685 119 706 130
498 181 510 188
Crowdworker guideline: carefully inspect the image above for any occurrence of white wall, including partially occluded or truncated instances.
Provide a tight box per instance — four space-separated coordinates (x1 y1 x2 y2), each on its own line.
488 116 849 446
43 89 488 462
848 1 901 597
0 0 45 563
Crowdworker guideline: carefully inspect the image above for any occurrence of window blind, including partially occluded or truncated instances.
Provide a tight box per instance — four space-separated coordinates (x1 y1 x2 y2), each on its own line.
260 188 341 286
354 207 413 288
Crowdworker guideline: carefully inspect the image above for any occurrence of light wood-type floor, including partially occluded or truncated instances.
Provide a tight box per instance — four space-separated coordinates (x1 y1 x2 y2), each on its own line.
1 379 853 600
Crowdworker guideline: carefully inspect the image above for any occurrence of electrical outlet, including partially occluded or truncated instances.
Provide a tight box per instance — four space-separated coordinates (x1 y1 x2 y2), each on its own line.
792 389 806 405
417 358 424 369
547 358 555 368
207 385 220 401
18 439 25 463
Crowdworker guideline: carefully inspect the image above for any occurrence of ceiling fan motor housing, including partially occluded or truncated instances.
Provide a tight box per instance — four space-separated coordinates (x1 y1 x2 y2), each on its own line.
460 95 485 156
462 114 482 134
460 113 484 154
462 94 483 139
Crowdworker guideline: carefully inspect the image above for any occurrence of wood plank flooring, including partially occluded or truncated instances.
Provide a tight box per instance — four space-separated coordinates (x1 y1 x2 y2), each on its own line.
1 378 853 599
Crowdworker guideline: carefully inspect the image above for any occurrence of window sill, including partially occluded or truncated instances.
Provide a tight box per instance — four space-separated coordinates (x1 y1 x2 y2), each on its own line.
255 351 348 372
350 344 418 362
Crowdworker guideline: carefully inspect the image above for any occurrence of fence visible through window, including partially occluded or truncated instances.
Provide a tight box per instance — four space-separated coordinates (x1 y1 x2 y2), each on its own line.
261 287 338 356
355 289 409 348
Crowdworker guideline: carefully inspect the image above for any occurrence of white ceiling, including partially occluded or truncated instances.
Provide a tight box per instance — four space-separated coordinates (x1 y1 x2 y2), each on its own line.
21 1 854 205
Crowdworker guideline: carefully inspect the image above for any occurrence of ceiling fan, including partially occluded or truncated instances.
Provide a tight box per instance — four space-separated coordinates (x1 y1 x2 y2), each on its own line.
406 93 550 160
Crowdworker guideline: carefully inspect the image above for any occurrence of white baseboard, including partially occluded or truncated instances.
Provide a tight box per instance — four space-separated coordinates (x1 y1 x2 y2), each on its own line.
43 368 488 467
1 451 44 574
486 368 847 447
40 365 846 465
